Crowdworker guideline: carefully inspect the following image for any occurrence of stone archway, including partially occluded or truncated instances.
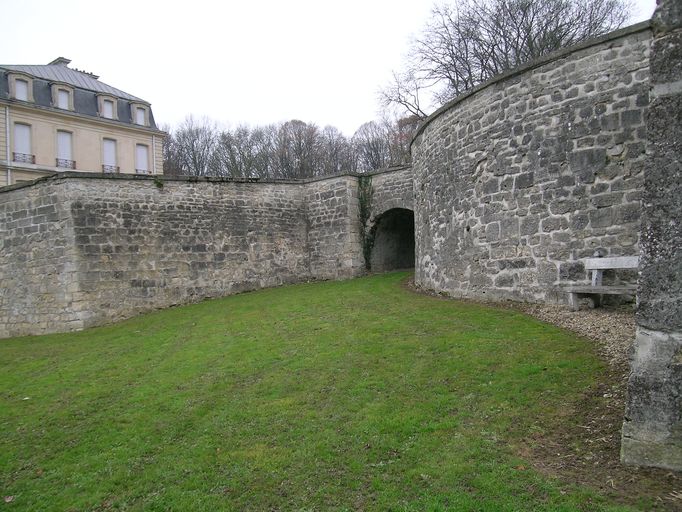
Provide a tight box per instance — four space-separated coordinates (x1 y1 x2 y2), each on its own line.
369 208 415 272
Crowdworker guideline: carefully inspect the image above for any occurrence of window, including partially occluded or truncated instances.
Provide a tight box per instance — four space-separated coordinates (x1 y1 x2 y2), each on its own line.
102 138 118 173
58 90 69 109
15 79 29 101
135 144 149 174
135 107 146 125
9 74 33 102
131 103 148 126
13 123 34 164
52 85 74 110
103 100 114 119
56 131 75 169
98 95 118 120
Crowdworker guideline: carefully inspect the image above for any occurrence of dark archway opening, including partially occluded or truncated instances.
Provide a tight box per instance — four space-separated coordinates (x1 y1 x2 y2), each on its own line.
369 208 415 272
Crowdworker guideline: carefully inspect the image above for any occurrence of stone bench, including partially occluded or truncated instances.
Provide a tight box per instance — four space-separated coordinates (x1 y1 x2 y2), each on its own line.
564 255 639 311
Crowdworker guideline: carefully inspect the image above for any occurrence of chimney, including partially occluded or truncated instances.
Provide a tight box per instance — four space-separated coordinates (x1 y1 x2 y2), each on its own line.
48 57 71 66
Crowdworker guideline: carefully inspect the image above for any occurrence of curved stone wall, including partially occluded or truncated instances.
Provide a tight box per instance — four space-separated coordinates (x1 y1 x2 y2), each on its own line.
411 22 651 303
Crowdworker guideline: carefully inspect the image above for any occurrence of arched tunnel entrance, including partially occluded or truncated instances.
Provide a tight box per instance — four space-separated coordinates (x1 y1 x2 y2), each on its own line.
369 208 415 272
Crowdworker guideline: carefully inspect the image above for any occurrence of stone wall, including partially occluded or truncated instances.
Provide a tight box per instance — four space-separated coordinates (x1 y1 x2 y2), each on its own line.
1 175 313 336
411 22 651 303
621 0 682 470
0 179 83 334
366 166 414 224
305 175 364 280
66 177 311 329
0 168 415 338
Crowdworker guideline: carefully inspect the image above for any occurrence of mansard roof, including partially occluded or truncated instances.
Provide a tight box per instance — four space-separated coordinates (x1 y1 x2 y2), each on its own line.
0 57 145 102
0 57 158 130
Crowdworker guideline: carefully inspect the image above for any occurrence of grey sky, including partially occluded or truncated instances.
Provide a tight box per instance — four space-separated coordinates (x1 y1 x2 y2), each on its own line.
1 0 656 135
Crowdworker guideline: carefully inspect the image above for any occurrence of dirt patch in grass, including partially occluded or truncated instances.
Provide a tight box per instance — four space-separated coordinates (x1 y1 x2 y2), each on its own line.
404 277 682 511
513 305 682 511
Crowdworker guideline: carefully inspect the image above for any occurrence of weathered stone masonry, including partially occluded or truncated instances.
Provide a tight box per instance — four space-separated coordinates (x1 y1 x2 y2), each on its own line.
621 0 682 470
409 15 680 469
411 22 651 303
0 173 372 338
1 15 680 471
0 168 415 339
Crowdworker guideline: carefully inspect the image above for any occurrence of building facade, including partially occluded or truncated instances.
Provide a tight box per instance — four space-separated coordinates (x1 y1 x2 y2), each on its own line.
0 57 164 186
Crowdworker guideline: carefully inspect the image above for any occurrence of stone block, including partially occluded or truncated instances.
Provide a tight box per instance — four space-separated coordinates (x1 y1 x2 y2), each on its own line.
485 222 500 242
514 172 534 189
559 260 585 281
500 217 519 239
541 216 567 232
494 274 514 287
549 199 578 215
570 213 589 230
614 203 641 224
537 260 558 285
520 215 540 236
622 329 682 470
591 193 624 208
589 207 614 228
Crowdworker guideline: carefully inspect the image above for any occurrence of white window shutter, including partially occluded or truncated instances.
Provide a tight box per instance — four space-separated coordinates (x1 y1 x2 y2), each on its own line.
58 89 70 109
103 139 116 166
14 124 31 154
136 107 145 125
136 144 149 173
15 80 28 101
57 131 72 160
103 100 114 119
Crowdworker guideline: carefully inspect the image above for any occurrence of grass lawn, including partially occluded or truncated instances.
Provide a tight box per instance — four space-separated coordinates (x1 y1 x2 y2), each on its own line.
0 272 644 511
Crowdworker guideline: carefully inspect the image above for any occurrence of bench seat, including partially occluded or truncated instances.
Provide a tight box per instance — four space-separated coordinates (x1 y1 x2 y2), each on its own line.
563 255 639 311
564 284 637 294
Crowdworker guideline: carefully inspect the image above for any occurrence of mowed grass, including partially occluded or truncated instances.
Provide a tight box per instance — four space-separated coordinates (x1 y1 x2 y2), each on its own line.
0 272 634 511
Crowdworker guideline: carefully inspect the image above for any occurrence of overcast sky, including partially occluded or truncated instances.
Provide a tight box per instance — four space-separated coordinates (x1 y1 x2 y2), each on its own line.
2 0 657 135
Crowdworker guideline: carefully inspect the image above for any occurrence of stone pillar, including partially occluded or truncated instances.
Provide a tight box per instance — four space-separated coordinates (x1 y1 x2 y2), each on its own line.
621 0 682 470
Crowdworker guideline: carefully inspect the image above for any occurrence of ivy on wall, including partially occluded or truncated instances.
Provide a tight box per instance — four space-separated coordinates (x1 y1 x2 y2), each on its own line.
358 175 375 270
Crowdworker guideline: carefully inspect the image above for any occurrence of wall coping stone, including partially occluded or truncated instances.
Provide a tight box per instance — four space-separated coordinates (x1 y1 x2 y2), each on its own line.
0 165 413 194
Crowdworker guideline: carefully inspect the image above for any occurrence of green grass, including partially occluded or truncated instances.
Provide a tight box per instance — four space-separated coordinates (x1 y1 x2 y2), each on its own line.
0 272 635 511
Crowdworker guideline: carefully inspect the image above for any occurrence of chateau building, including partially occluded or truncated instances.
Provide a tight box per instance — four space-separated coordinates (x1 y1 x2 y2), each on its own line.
0 57 164 186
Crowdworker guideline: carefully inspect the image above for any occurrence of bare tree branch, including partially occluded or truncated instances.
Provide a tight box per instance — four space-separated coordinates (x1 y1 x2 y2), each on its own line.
381 0 632 116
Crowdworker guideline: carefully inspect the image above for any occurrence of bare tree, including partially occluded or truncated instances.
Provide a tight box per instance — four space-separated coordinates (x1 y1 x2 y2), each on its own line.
171 116 218 176
163 117 409 179
383 115 420 166
353 121 391 172
212 125 261 178
160 123 183 176
319 125 357 175
382 0 632 115
274 120 321 179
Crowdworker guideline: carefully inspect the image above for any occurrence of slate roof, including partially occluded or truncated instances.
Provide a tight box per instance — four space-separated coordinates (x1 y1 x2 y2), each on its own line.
0 58 158 129
0 59 145 102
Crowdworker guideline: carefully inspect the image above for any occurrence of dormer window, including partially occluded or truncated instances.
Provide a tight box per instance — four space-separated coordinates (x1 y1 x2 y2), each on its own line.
131 103 149 126
51 84 74 110
16 80 29 100
135 107 145 125
103 100 114 118
97 95 118 120
58 90 69 108
9 73 34 102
